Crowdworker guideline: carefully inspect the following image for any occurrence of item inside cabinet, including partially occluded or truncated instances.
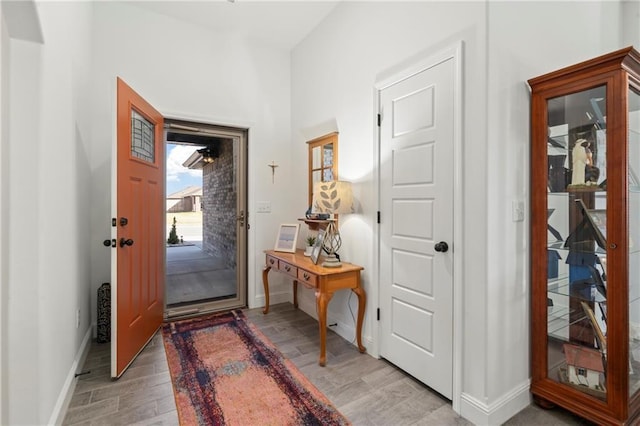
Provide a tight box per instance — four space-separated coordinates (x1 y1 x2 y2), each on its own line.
581 301 607 353
565 252 607 299
547 209 563 241
564 199 606 251
560 343 606 399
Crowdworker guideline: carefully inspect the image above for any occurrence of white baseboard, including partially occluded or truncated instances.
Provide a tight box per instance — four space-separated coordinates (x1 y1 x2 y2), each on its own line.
459 380 531 426
254 290 291 310
296 297 318 320
48 328 92 426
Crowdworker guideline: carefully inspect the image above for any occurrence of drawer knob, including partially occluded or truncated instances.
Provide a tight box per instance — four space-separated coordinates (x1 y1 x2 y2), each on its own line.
304 273 310 280
285 266 291 272
270 259 275 265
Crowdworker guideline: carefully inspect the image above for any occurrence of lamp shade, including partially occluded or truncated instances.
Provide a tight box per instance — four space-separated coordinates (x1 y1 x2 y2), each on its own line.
312 181 354 214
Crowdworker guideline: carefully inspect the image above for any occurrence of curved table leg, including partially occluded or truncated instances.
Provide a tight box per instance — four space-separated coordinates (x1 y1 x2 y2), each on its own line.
352 286 367 353
262 266 271 314
316 290 334 366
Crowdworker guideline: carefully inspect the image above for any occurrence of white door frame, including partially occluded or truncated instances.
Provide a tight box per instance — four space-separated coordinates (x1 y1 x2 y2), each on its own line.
372 41 464 412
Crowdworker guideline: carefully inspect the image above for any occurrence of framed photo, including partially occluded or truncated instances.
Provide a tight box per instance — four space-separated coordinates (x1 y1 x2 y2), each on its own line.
586 208 607 247
310 230 325 264
274 224 300 253
581 301 607 352
567 199 606 250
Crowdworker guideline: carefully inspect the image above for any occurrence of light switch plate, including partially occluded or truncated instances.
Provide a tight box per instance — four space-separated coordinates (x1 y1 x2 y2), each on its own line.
257 201 271 213
512 200 525 222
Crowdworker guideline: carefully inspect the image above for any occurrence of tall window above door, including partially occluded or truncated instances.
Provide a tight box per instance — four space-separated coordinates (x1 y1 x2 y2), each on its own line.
307 132 338 206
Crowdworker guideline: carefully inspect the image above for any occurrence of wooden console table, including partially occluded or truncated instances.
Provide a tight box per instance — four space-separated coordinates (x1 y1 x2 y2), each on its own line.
262 249 366 366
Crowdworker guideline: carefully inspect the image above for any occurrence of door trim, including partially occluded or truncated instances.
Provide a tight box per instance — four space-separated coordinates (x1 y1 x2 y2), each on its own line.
373 41 464 412
162 114 249 316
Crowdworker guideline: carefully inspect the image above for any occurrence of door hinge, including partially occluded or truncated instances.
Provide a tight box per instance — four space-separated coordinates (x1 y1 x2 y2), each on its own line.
377 211 381 224
377 308 380 321
377 113 381 127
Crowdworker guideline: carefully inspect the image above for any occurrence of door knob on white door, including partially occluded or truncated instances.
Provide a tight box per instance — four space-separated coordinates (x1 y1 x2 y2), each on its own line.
434 241 449 253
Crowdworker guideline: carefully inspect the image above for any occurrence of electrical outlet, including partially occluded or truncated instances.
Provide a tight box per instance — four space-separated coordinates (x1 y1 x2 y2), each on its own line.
76 309 80 328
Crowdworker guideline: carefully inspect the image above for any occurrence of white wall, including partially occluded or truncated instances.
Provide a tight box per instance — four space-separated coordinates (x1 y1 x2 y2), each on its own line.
88 2 295 328
292 1 628 424
4 1 94 423
484 1 622 421
8 36 43 426
0 9 8 426
623 1 640 47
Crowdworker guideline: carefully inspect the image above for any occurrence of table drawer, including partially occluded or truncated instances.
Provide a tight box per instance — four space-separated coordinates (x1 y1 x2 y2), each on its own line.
297 269 318 289
278 261 297 278
266 255 279 269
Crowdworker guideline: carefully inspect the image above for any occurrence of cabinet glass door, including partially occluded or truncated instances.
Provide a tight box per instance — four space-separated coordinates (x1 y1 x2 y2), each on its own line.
546 85 607 401
307 133 338 207
628 86 640 399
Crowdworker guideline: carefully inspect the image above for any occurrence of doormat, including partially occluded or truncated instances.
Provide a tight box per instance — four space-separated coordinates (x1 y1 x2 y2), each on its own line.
162 310 350 425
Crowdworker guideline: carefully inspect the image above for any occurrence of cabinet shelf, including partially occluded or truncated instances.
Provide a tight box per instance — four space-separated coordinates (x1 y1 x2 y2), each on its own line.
547 241 606 254
547 277 606 304
549 240 640 255
298 218 334 231
547 304 587 340
548 189 607 196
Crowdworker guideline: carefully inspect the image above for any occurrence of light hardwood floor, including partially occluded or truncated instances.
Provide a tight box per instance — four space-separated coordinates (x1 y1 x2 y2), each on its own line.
63 303 592 425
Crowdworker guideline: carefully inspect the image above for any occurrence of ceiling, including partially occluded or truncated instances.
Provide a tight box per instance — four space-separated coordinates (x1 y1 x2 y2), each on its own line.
126 1 341 50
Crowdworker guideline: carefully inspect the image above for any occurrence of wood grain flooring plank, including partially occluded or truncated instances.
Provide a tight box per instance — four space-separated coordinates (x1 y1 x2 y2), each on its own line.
89 373 171 403
117 382 174 412
63 397 118 425
89 400 158 426
130 409 179 426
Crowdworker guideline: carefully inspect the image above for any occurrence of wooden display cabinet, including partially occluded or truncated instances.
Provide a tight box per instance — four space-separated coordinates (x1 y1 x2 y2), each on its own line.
529 47 640 425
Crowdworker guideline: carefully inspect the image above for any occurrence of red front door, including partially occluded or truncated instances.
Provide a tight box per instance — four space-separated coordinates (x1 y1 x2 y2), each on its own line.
112 78 164 377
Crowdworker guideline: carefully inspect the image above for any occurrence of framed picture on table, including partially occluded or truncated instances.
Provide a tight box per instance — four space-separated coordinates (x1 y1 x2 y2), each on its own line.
310 230 325 264
274 224 299 253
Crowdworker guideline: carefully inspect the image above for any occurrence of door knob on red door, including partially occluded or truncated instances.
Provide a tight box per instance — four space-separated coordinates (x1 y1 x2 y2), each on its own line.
119 238 134 248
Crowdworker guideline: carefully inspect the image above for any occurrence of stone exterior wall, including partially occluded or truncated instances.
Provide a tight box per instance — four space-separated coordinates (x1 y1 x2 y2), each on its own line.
202 140 236 269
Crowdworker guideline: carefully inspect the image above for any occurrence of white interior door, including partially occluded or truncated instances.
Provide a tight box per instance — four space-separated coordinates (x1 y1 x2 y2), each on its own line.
379 55 455 399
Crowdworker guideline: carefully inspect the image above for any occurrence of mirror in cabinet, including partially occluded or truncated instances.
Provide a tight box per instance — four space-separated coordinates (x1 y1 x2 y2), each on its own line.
545 86 608 400
303 133 338 231
307 132 338 207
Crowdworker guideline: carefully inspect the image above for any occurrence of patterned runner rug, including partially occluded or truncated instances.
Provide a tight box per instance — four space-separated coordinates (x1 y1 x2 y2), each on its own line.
162 310 350 425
